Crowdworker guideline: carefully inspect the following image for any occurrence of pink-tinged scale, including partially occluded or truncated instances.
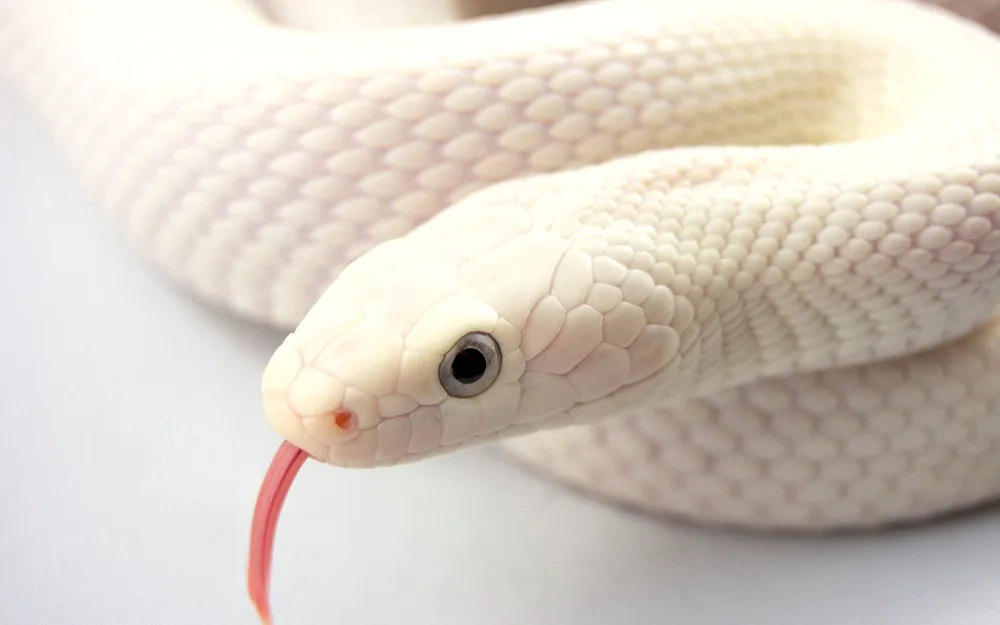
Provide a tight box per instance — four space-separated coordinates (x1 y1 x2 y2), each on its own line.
516 371 579 424
313 316 403 397
397 349 449 405
602 302 647 347
477 383 523 434
569 343 632 401
520 295 567 359
586 282 624 312
287 367 344 417
408 406 445 454
440 397 482 446
551 249 594 308
379 393 420 418
527 304 604 375
375 417 413 460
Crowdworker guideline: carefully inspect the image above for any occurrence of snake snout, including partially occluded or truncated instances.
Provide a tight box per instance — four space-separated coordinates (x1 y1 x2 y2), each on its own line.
260 328 408 466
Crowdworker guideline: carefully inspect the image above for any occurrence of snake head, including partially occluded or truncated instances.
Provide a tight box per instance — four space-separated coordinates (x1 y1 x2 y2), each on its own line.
258 197 598 467
250 189 685 620
250 197 589 624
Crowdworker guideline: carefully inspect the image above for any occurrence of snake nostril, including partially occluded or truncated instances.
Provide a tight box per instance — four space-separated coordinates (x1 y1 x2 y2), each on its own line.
333 409 357 431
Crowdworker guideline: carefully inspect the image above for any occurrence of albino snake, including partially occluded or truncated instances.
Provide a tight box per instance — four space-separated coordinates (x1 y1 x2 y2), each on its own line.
5 0 1000 621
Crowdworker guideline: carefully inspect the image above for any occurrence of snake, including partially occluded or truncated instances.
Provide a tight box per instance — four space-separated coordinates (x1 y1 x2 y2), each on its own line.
5 0 1000 621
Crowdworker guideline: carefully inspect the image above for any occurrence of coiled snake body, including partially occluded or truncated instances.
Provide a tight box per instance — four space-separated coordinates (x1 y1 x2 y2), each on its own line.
7 0 1000 545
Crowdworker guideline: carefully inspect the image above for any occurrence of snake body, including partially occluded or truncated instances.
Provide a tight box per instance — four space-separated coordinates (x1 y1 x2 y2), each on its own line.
6 0 1000 532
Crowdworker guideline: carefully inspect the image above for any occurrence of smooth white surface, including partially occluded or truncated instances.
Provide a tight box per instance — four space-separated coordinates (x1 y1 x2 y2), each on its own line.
3 83 1000 625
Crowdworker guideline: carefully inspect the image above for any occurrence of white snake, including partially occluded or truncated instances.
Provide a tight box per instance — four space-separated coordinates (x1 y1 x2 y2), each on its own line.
5 0 1000 621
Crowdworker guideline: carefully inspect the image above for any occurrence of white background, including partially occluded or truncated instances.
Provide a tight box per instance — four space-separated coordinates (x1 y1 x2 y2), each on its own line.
3 83 1000 625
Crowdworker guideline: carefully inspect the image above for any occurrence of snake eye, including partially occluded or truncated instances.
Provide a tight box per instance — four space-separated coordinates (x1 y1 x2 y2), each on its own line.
439 332 502 398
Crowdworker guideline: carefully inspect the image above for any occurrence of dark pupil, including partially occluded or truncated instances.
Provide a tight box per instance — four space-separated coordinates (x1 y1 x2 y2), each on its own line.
451 347 487 384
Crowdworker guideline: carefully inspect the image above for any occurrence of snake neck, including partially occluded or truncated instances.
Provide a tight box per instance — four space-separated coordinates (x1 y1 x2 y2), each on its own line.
520 148 1000 426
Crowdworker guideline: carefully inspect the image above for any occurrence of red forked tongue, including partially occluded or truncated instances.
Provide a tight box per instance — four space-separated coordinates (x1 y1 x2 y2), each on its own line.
248 441 309 625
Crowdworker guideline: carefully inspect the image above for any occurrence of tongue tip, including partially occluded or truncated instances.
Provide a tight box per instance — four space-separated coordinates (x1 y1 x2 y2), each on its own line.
254 605 273 625
248 578 271 625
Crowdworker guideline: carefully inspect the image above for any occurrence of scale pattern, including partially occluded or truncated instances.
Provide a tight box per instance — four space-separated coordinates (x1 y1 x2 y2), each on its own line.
504 316 1000 530
4 0 1000 530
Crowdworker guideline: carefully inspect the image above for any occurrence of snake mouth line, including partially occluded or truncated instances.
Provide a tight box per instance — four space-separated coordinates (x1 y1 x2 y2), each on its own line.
248 441 310 625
